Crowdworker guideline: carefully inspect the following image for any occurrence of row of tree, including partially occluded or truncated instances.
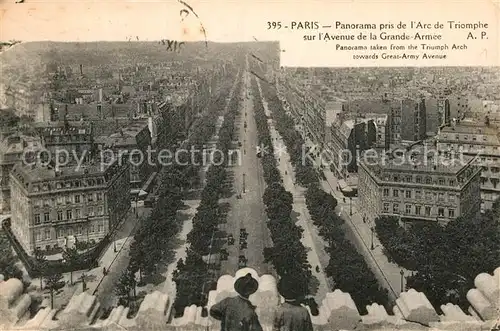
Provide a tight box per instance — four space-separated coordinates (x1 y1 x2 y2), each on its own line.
257 78 389 313
117 73 241 306
375 204 500 311
173 73 243 314
250 75 313 296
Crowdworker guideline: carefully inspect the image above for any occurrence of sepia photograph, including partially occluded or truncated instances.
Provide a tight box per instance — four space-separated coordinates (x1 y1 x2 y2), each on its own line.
0 1 498 331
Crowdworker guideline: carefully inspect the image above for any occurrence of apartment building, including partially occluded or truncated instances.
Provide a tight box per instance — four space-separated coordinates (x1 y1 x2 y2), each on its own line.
9 159 130 255
358 148 481 224
35 121 94 165
0 133 43 212
436 120 500 210
95 120 152 191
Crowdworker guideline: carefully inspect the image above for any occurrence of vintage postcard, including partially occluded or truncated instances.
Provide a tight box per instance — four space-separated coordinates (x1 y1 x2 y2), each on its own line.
0 1 499 331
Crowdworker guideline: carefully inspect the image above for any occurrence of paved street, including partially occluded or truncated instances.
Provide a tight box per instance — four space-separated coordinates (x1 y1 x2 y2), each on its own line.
76 207 150 308
219 59 274 276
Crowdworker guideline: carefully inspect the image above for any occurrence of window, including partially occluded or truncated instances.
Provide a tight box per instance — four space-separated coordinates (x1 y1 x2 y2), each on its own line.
34 214 41 225
449 209 455 218
56 182 62 189
415 190 422 199
89 224 95 233
393 189 399 198
415 205 421 215
393 203 399 213
75 195 81 203
449 194 456 203
383 203 389 212
383 188 389 197
67 228 73 236
98 206 103 215
57 228 63 238
425 206 431 216
88 194 94 202
77 226 82 235
426 177 432 184
88 207 94 216
44 228 51 240
57 211 63 221
405 204 412 214
393 175 399 182
67 210 72 220
66 195 72 204
97 222 104 233
449 179 456 186
44 212 50 223
416 176 422 183
406 176 412 182
96 193 103 201
75 209 80 218
438 178 445 185
438 193 444 201
35 231 42 242
405 190 411 199
438 208 445 217
57 196 64 205
426 192 432 200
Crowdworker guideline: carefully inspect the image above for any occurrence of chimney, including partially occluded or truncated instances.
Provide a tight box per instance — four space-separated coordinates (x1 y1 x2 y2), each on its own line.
80 64 83 75
99 88 103 103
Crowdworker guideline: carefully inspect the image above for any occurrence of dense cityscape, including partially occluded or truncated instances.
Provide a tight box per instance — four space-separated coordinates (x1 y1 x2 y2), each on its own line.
0 41 499 331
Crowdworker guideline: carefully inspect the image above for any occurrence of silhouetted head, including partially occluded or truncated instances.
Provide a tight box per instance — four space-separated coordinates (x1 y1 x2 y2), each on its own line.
277 277 306 301
234 273 258 298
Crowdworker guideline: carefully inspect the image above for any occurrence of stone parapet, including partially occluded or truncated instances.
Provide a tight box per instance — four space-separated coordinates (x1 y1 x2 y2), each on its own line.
0 266 498 331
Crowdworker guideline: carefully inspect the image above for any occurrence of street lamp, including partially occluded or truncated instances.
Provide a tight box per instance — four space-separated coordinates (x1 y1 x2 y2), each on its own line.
400 269 405 293
370 227 375 250
81 273 87 292
113 240 117 253
349 197 352 216
242 173 246 193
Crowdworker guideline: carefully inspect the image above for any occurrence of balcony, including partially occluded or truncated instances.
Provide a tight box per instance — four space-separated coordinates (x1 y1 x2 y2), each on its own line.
0 266 498 331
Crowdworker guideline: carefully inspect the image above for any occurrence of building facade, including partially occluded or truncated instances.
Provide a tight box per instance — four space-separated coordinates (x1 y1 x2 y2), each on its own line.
35 121 94 165
358 149 481 225
95 120 152 192
400 98 427 142
0 133 43 212
9 160 130 255
436 120 500 211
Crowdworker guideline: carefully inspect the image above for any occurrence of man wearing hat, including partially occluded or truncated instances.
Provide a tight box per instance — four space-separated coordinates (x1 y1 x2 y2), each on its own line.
272 276 313 331
210 273 263 331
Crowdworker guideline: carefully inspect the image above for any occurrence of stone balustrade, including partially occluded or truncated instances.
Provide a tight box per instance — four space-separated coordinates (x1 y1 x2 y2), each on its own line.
0 266 498 331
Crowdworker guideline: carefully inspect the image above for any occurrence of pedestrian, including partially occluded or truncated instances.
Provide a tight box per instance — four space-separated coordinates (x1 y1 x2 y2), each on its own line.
103 267 107 276
210 273 263 331
273 277 313 331
315 265 320 273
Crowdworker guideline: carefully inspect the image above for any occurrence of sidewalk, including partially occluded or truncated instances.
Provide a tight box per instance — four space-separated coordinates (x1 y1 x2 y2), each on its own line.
276 95 409 301
320 166 409 300
258 79 331 303
26 207 148 309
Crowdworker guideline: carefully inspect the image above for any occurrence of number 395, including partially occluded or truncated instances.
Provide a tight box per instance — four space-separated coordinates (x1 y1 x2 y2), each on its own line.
267 22 282 29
